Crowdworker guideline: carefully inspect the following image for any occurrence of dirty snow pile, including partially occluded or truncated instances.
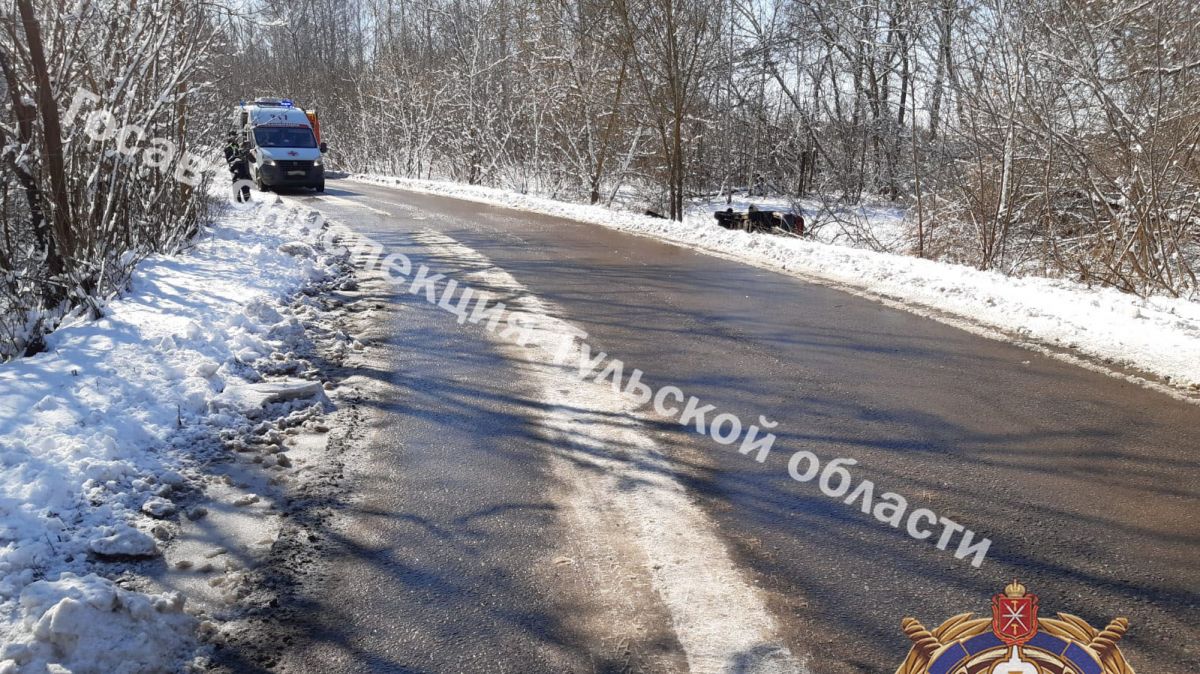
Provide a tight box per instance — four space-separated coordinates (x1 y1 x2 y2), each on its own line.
0 198 339 673
352 174 1200 391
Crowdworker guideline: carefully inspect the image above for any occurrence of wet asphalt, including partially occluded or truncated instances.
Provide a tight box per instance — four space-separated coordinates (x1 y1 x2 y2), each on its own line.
277 178 1199 673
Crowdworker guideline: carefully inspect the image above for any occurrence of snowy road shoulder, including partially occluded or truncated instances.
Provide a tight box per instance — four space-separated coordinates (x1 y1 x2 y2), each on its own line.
350 174 1200 398
0 196 361 673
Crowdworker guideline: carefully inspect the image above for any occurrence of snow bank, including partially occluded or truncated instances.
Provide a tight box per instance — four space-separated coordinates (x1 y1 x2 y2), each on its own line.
2 574 192 674
351 174 1200 393
0 196 338 672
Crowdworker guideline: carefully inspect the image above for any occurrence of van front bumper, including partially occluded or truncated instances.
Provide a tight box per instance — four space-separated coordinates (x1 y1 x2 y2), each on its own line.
260 161 324 187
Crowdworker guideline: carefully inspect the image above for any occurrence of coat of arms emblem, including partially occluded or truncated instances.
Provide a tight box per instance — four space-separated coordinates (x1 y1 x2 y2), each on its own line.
992 582 1039 645
895 581 1135 674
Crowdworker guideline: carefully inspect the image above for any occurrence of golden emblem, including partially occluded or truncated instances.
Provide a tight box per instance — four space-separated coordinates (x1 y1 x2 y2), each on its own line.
895 581 1136 674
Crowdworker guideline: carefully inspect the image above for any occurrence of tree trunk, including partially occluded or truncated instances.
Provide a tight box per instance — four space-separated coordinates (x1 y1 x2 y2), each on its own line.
0 43 59 283
17 0 73 280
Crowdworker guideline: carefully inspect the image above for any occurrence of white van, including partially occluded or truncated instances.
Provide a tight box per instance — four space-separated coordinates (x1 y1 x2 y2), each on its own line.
232 98 327 191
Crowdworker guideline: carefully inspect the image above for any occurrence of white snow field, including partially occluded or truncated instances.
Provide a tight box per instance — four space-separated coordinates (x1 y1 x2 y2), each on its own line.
351 174 1200 396
0 195 338 673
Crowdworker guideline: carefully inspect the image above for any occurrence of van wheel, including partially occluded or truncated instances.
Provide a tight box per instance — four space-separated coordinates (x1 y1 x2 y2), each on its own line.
255 172 267 192
315 181 325 193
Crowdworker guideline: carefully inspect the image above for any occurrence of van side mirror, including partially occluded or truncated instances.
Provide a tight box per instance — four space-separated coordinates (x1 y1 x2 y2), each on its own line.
319 142 328 154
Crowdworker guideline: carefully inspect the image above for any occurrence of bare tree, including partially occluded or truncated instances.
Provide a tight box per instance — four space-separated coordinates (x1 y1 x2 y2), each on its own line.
615 0 723 219
0 0 222 357
215 0 1198 296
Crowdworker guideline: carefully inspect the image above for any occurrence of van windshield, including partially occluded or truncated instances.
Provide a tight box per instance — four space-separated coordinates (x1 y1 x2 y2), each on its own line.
253 127 317 149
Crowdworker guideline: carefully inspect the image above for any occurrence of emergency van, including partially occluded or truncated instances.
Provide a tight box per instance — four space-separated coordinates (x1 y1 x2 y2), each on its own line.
232 97 327 192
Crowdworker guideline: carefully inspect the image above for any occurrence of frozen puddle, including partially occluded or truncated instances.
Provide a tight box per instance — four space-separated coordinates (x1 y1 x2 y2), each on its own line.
412 230 809 674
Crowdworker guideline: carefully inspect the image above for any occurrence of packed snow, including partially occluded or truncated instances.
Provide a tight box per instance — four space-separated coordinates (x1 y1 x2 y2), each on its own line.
0 195 341 673
351 174 1200 394
3 573 194 674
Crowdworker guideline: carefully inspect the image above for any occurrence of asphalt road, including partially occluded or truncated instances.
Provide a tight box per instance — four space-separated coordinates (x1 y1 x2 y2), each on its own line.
276 178 1199 673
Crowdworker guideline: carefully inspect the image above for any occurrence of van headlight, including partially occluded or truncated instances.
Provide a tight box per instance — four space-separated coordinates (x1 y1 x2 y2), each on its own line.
313 158 323 167
262 159 277 166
